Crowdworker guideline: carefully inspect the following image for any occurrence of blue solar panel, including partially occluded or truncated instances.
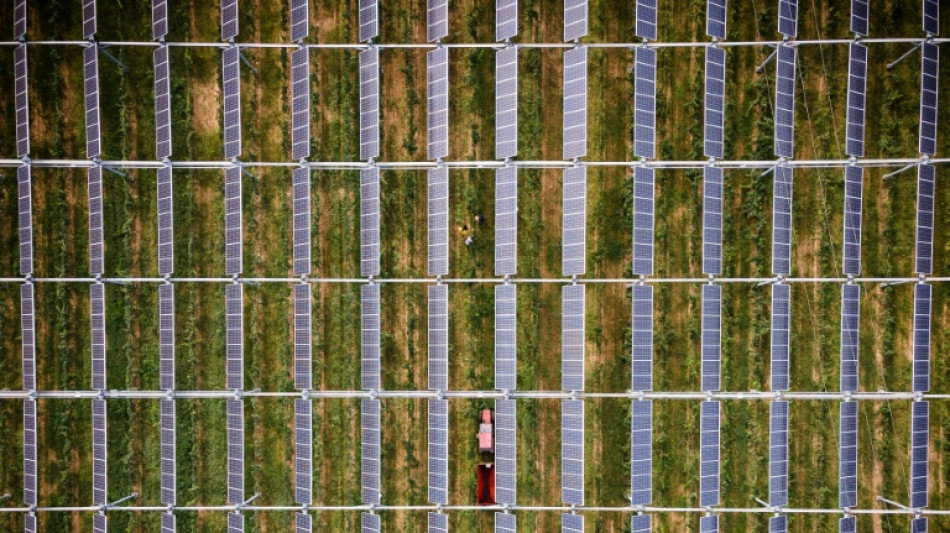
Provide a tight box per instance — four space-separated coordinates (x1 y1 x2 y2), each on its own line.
913 283 932 393
630 515 651 533
923 0 938 35
361 284 381 390
563 47 588 160
916 164 935 275
428 399 449 504
562 167 587 276
769 401 789 507
839 401 858 508
361 399 381 505
918 43 938 156
912 517 928 533
704 46 726 159
496 512 517 533
772 165 793 275
778 0 798 37
561 400 585 505
839 516 856 533
562 513 584 533
700 400 719 507
563 0 588 42
495 284 518 391
703 167 723 275
840 284 860 393
910 401 929 508
850 0 868 35
495 399 517 505
630 400 652 506
774 45 796 159
636 0 657 40
845 43 867 158
428 284 449 391
771 283 790 392
700 515 719 533
842 166 863 276
701 284 721 392
769 515 787 533
632 167 654 275
562 284 585 391
631 285 653 392
706 0 727 39
634 47 657 159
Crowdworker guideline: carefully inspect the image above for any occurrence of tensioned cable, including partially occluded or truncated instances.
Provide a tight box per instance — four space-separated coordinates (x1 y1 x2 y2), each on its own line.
1 276 947 283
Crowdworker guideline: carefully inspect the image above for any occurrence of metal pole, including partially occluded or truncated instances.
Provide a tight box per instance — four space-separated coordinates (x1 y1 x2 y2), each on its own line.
886 41 925 70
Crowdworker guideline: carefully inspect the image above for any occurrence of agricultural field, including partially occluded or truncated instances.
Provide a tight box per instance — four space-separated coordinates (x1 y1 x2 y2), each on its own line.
0 0 948 532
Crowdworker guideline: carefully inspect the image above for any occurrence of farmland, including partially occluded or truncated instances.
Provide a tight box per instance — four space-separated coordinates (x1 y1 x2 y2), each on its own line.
0 0 948 532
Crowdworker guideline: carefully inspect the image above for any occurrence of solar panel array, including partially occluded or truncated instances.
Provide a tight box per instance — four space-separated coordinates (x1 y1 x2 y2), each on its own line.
769 401 789 507
839 516 856 533
152 0 168 40
293 167 311 277
291 47 311 160
496 46 518 160
632 167 655 275
771 283 791 391
92 398 107 505
630 400 652 506
495 512 516 533
157 165 174 275
769 515 788 533
772 166 793 276
773 45 796 159
294 284 312 390
428 0 449 42
428 398 449 504
295 398 312 504
155 46 172 159
701 284 721 392
636 0 657 41
23 399 37 506
18 165 33 276
910 400 929 509
25 513 36 533
227 398 244 505
361 284 381 390
360 47 380 161
14 0 27 39
495 166 518 276
496 0 518 41
159 283 175 390
778 0 798 37
633 47 657 159
84 45 102 159
93 513 107 533
842 166 863 275
563 0 588 42
160 398 176 505
228 511 244 533
495 284 517 390
222 47 242 159
290 0 308 41
427 47 450 160
919 43 938 156
704 46 726 159
428 284 449 390
359 0 379 42
429 512 448 533
361 167 381 277
15 44 30 158
912 517 929 533
631 284 653 392
562 513 584 533
295 513 311 533
840 284 860 392
225 166 243 274
362 398 381 505
561 399 584 505
562 167 586 276
699 400 720 507
913 283 932 392
839 400 858 508
161 513 175 533
21 283 36 391
845 43 867 157
850 0 868 35
923 0 939 35
702 167 723 275
495 399 517 505
362 512 381 533
83 0 97 39
91 282 106 390
706 0 727 39
88 166 105 276
428 168 449 276
561 284 585 392
916 164 935 275
563 46 588 160
226 284 244 390
221 0 239 41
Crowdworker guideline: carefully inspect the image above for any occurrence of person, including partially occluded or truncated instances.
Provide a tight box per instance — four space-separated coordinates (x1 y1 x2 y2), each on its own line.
475 213 485 224
465 236 474 247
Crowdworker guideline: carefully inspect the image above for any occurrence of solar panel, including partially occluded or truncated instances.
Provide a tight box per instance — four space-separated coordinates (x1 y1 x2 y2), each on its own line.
911 517 928 533
295 398 312 504
839 516 856 533
84 45 101 158
700 515 719 533
923 0 938 35
632 167 655 274
293 167 311 277
496 513 517 533
225 166 242 275
227 398 244 505
496 47 519 160
774 45 796 159
290 0 308 41
160 398 176 505
23 399 37 506
707 0 727 39
161 513 175 533
21 284 36 391
633 47 656 159
294 284 312 390
427 47 450 160
561 399 584 505
850 0 868 36
228 512 243 533
839 400 858 508
769 515 787 533
154 46 172 159
768 283 792 392
562 166 586 276
91 282 106 390
296 512 312 533
562 514 584 533
427 0 448 42
699 400 719 507
772 165 793 276
153 0 168 40
88 166 105 276
701 284 721 392
361 284 381 390
495 166 518 276
496 0 518 41
18 165 33 276
221 0 238 40
429 513 448 533
636 0 657 40
359 47 380 160
14 0 27 39
702 167 723 275
428 284 449 391
93 514 107 533
157 165 174 275
631 285 653 392
223 47 242 159
778 0 797 37
918 43 938 156
159 283 175 390
361 398 381 504
916 164 935 275
15 44 30 158
704 46 726 159
495 399 517 505
910 400 929 508
563 0 588 42
83 0 97 39
842 166 863 276
563 47 588 160
359 0 379 42
769 401 789 507
291 47 311 160
428 398 449 504
630 400 652 506
842 43 868 158
428 168 449 276
840 284 860 392
362 513 381 533
562 285 585 391
361 167 380 277
913 283 932 392
92 398 107 505
495 284 517 391
225 283 243 390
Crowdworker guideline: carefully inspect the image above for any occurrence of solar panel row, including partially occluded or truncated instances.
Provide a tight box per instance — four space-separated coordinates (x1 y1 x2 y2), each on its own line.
771 283 790 392
496 512 517 533
362 284 381 390
562 513 584 533
495 166 518 276
699 400 720 507
25 514 36 533
429 284 449 391
772 166 793 276
290 0 308 42
495 284 517 390
362 512 381 533
845 43 867 158
701 284 721 392
769 401 789 507
769 515 788 533
912 517 928 533
225 283 244 390
842 166 863 276
93 513 107 533
360 48 380 161
634 47 657 159
923 0 939 35
21 283 36 391
916 164 935 275
223 47 242 159
704 46 726 159
14 0 27 40
92 398 107 505
225 166 242 275
84 45 102 159
160 398 176 505
161 512 175 533
429 512 448 533
562 284 585 392
428 168 449 276
773 45 796 159
910 400 929 509
428 399 449 504
296 512 311 533
495 399 517 505
361 167 380 277
562 167 586 276
702 166 723 275
918 43 938 156
91 282 106 390
362 398 381 505
636 0 657 40
631 514 651 533
88 166 105 276
294 284 312 390
631 284 653 392
83 0 97 39
24 399 37 506
706 0 727 39
18 165 33 276
563 47 588 160
159 283 175 390
563 0 588 42
291 47 311 160
227 398 244 505
632 167 655 275
293 167 311 277
228 511 244 533
839 516 856 533
157 165 174 275
561 400 584 505
850 0 868 35
359 0 379 42
839 400 858 508
295 399 312 505
778 0 798 37
913 283 932 393
630 400 652 506
15 44 30 158
152 0 168 40
221 0 239 40
428 0 449 42
427 47 450 160
155 46 172 159
496 47 519 160
496 0 518 41
840 284 860 392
